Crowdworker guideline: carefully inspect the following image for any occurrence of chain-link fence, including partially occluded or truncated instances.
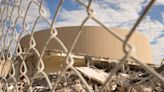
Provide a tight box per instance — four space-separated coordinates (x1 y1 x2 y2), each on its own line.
0 0 164 91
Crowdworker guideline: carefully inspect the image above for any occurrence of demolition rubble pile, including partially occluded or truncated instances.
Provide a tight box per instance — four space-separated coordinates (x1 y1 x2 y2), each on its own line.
32 61 164 92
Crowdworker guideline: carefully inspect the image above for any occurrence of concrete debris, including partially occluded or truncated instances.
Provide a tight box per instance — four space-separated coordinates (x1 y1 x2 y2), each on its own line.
23 62 164 92
76 67 109 84
1 57 164 91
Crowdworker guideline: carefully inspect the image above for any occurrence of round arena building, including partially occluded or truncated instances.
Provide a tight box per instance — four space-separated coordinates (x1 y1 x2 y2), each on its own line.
20 26 153 73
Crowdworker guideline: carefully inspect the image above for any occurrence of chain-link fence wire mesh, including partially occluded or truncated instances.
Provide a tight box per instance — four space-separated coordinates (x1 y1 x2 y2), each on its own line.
0 0 164 91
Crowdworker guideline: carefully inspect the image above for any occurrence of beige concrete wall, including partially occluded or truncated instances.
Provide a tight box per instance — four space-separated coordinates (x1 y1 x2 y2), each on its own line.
0 60 11 77
20 26 153 64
